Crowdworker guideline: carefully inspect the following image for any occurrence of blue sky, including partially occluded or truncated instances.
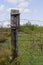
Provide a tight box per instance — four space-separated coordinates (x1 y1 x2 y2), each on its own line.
0 0 43 25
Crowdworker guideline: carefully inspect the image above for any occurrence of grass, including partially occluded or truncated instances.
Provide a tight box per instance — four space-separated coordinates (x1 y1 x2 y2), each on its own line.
0 26 43 65
18 32 43 65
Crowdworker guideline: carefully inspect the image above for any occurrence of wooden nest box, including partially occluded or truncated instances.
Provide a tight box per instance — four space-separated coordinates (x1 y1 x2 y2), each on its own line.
11 10 20 29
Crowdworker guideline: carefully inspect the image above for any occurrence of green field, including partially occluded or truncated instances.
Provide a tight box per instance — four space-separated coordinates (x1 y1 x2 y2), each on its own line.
18 32 43 65
0 25 43 65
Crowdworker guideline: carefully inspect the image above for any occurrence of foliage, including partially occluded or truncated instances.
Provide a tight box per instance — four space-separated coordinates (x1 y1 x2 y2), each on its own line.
0 24 43 65
19 23 43 34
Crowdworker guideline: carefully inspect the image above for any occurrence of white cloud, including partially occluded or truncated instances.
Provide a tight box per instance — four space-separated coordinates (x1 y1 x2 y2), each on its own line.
6 0 30 8
18 1 29 8
0 5 5 11
6 0 31 4
6 0 31 13
6 0 27 3
6 0 18 3
23 9 31 13
6 7 31 14
5 0 32 15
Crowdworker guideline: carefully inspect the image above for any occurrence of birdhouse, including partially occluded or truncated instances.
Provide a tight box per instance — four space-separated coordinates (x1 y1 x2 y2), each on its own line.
11 10 20 29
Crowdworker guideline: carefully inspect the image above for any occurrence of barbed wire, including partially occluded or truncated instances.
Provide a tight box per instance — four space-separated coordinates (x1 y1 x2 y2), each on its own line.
21 19 43 22
0 19 43 27
0 19 43 22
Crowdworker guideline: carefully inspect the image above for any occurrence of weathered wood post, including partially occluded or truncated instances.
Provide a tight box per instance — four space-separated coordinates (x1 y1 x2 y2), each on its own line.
11 10 20 62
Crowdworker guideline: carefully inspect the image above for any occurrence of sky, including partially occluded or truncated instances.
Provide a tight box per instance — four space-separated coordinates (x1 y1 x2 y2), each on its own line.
0 0 43 26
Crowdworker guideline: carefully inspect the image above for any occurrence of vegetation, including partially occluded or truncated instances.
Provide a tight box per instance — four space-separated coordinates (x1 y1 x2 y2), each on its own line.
0 23 43 65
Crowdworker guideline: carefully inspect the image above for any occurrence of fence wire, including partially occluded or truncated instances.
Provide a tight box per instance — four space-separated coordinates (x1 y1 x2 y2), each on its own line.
0 19 43 65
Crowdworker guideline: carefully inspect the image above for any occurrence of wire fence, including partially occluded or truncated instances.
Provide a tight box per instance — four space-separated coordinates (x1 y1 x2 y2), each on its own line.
0 19 43 65
0 19 43 27
18 26 43 65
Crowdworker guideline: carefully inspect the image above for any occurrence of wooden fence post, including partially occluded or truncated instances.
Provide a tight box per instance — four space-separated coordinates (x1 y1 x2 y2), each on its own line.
10 10 20 62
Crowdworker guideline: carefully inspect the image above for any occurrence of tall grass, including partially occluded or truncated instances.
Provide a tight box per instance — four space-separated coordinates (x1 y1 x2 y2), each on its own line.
0 24 43 65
